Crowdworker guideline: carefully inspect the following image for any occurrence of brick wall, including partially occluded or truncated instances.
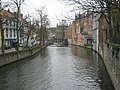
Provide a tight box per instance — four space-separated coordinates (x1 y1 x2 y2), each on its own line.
99 15 108 49
65 13 93 46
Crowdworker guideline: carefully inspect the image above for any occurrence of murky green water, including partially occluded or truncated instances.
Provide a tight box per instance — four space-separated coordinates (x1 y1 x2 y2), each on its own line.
0 46 114 90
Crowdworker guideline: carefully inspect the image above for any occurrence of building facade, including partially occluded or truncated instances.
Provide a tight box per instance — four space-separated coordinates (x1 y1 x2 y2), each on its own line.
92 13 100 52
98 14 108 50
65 12 109 52
64 24 72 44
0 9 24 48
65 13 93 46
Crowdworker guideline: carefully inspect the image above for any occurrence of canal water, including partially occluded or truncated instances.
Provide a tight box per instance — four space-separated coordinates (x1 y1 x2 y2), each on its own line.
0 46 114 90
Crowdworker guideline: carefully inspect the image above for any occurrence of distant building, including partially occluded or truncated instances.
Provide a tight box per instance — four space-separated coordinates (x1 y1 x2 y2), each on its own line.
48 27 56 39
47 27 57 43
65 12 93 46
65 24 72 44
56 24 68 40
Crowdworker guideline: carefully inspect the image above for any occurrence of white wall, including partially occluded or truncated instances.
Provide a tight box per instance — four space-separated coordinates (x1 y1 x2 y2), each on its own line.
92 13 100 52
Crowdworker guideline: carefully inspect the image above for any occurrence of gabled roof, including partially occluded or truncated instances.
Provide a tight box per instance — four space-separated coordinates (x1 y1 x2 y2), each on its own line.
1 10 14 18
1 9 24 20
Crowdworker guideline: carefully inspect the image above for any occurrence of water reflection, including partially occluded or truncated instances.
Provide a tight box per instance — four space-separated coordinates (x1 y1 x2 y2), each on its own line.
0 46 114 90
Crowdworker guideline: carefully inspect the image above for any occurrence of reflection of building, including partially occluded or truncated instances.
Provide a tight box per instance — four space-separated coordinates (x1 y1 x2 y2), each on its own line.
1 9 24 46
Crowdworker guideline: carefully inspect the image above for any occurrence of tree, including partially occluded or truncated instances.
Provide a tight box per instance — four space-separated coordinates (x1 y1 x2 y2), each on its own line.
57 20 68 39
25 17 36 47
36 6 50 45
60 0 120 44
0 10 4 53
10 0 25 51
0 0 9 53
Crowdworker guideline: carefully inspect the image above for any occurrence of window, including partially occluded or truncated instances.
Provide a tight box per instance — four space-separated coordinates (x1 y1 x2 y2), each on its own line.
14 20 16 27
6 28 8 37
10 19 12 26
10 28 12 37
5 20 9 26
14 29 16 37
75 27 76 33
80 27 83 33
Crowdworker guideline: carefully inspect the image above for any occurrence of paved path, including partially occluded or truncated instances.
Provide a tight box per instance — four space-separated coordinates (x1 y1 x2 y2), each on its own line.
0 47 22 54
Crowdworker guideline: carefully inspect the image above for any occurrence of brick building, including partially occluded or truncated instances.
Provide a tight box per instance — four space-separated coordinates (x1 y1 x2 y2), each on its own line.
99 14 108 49
64 24 72 44
65 13 93 46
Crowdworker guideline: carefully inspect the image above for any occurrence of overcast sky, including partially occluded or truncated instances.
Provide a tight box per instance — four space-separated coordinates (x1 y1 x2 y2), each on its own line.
1 0 80 27
22 0 73 27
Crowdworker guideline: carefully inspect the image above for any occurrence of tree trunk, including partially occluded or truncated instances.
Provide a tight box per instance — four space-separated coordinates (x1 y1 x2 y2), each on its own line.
26 35 29 47
16 9 19 51
107 2 112 42
0 13 4 54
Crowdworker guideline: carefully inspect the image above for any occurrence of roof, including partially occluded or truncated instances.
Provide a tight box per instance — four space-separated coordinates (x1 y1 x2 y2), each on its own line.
1 9 24 20
1 10 14 18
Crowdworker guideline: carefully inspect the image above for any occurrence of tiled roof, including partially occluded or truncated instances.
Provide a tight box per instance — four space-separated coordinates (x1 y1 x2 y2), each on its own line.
1 10 14 17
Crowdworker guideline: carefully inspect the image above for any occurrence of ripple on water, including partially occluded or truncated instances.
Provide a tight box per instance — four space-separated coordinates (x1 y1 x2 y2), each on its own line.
0 46 115 90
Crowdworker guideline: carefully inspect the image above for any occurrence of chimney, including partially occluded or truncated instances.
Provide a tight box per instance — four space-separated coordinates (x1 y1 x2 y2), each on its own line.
8 9 10 12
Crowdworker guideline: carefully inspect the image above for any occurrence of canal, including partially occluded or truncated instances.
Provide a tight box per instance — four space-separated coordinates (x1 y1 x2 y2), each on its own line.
0 46 114 90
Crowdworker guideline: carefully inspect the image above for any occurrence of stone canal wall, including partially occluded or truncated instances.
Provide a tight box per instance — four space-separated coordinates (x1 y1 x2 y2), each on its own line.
0 45 44 67
99 43 120 90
